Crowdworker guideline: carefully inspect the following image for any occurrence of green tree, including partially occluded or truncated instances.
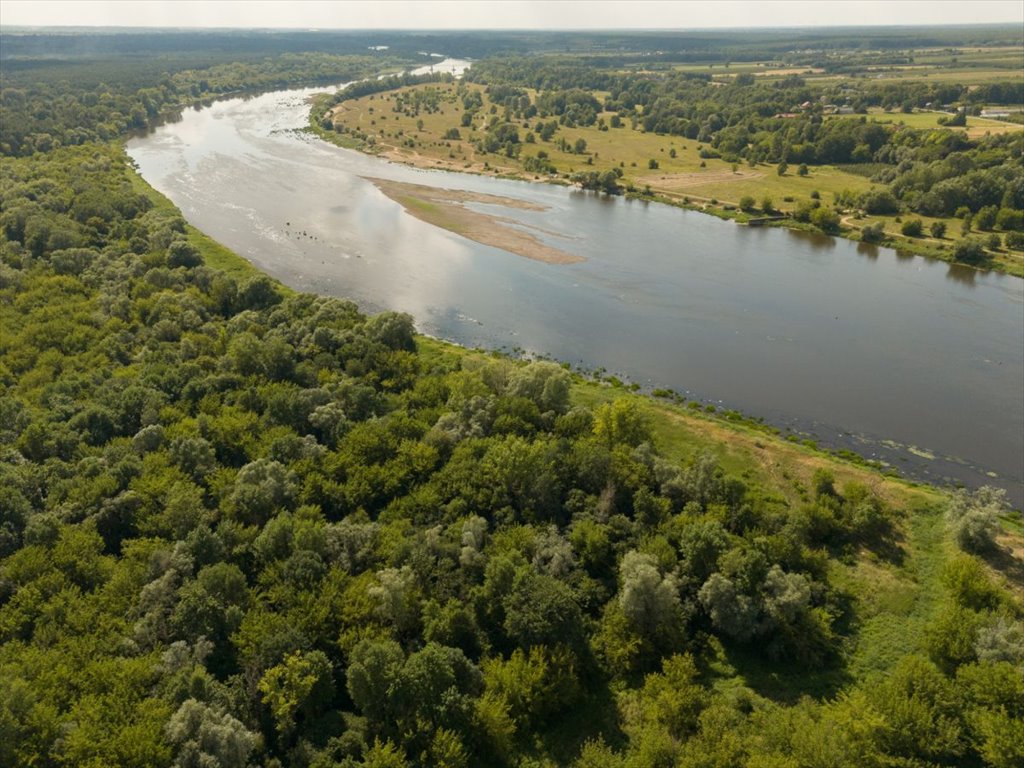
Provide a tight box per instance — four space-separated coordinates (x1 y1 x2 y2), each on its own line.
953 238 987 263
165 699 259 768
946 486 1007 553
810 206 840 234
503 568 583 647
258 650 335 737
975 205 998 230
618 550 683 642
593 400 650 448
900 219 923 237
227 459 297 525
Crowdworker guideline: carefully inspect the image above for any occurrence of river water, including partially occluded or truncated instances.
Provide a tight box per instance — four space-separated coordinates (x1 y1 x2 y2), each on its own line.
126 66 1024 504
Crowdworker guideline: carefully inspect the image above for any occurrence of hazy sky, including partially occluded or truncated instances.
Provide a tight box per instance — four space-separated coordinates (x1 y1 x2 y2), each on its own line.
2 0 1022 30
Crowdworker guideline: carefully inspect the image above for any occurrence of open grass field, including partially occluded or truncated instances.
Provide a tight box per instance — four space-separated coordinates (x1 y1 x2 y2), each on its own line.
827 108 1023 139
328 82 879 207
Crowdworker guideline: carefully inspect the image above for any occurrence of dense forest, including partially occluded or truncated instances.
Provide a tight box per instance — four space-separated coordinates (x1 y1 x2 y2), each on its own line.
1 29 1022 768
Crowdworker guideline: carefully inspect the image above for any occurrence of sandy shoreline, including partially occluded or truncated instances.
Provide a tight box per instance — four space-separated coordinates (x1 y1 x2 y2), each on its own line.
363 177 584 265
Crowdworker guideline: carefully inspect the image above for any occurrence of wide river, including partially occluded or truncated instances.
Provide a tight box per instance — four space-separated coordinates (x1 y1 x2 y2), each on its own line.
127 69 1024 505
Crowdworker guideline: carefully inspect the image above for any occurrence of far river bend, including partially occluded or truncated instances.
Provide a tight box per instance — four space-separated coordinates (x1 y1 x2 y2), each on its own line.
127 69 1024 506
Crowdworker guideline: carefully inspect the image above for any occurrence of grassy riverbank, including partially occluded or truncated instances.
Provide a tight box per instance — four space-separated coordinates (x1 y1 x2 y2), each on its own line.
315 77 1024 277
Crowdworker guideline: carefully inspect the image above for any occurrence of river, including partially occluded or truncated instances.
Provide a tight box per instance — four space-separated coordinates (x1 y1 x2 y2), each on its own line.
126 65 1024 505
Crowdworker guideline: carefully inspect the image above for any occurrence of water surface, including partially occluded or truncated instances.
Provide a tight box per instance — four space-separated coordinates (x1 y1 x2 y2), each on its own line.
127 74 1024 504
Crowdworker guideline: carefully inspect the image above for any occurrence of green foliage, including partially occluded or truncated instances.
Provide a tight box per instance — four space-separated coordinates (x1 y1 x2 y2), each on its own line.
1 35 1021 768
259 649 335 736
810 206 841 234
953 237 988 264
165 699 260 768
859 188 899 215
900 218 924 237
860 221 886 243
946 486 1007 553
1005 230 1024 250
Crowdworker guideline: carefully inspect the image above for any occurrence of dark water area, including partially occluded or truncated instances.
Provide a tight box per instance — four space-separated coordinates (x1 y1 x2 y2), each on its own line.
127 74 1024 506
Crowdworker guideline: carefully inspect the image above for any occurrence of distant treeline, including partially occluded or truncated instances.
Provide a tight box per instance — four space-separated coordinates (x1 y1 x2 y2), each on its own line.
0 53 413 156
3 25 1021 68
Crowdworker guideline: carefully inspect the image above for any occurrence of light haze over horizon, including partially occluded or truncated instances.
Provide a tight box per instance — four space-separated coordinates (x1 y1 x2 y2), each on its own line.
2 0 1022 30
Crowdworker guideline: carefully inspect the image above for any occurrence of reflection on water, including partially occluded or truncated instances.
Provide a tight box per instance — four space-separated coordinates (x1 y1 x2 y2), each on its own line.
785 228 838 251
855 242 879 261
127 81 1024 506
946 264 978 287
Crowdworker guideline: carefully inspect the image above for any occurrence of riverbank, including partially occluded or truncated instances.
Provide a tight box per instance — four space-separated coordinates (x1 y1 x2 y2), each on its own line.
313 84 1024 278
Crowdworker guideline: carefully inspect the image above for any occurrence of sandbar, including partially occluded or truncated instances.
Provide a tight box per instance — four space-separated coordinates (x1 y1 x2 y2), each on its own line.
364 177 584 265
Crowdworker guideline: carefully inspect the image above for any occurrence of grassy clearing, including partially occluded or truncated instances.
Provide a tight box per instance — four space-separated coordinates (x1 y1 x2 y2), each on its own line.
827 108 1023 138
653 47 1024 87
834 505 950 681
843 211 1024 277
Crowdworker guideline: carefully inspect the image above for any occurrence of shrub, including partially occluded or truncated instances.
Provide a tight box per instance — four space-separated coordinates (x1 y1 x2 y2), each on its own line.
1004 230 1024 250
793 199 819 222
859 189 899 215
974 205 998 231
648 158 659 170
738 195 756 212
900 219 923 237
810 206 840 234
995 207 1023 231
930 221 947 239
946 486 1007 553
953 238 987 264
860 222 886 243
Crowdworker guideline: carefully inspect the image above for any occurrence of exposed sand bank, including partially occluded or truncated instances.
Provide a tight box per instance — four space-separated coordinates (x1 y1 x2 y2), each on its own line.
364 177 584 264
